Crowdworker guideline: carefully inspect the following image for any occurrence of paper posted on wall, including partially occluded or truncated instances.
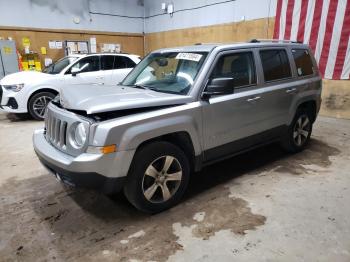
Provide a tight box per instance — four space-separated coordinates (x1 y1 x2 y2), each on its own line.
55 41 63 49
78 42 88 53
48 41 56 49
44 58 53 67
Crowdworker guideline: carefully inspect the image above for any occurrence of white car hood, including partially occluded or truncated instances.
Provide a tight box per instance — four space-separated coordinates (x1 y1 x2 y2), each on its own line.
59 84 193 114
0 71 55 85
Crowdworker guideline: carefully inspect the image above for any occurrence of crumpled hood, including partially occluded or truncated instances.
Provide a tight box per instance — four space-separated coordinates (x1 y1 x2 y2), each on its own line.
59 84 193 114
0 71 54 85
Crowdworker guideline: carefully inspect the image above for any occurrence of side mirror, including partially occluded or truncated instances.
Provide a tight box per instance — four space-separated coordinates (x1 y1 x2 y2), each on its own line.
71 67 80 76
202 77 234 99
71 63 89 76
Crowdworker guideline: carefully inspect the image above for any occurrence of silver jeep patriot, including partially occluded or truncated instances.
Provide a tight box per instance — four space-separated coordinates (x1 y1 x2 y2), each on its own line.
33 41 322 213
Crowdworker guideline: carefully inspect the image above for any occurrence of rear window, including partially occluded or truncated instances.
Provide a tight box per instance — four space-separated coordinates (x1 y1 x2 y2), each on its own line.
260 49 291 82
292 49 314 77
123 57 136 68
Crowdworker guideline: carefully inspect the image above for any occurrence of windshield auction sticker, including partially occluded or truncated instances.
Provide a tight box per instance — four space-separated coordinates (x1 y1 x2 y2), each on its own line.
176 53 203 62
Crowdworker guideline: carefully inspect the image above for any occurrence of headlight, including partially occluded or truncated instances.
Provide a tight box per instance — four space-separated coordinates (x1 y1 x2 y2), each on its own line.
73 123 87 148
3 84 25 92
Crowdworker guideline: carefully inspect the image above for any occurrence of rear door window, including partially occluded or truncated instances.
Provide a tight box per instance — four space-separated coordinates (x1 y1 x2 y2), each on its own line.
292 49 314 77
101 56 115 70
260 49 291 82
114 57 127 69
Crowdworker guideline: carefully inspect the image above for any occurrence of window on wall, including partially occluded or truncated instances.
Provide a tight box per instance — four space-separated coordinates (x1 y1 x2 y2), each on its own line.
260 49 291 82
292 49 314 77
210 52 256 88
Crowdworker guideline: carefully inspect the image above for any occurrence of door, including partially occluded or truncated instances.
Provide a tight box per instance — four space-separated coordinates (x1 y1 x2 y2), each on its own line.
202 51 265 161
64 55 103 85
257 48 295 127
0 40 19 78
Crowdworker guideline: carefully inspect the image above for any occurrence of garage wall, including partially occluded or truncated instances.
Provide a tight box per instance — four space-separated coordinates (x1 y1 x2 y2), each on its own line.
145 18 275 53
0 0 145 66
144 0 276 53
0 0 144 33
144 0 276 34
0 28 144 64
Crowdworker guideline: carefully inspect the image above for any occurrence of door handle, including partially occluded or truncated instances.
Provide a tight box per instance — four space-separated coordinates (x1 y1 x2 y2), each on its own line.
286 88 297 94
96 76 104 79
247 96 261 103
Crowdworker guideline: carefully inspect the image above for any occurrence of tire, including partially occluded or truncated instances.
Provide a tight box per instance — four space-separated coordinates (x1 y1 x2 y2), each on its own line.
124 141 190 213
281 108 313 153
28 91 56 120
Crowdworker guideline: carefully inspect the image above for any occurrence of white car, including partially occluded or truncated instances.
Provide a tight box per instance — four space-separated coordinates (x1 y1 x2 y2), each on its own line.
0 53 141 120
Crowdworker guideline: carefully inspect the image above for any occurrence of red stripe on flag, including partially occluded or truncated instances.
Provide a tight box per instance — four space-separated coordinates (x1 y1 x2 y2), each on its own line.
309 0 323 51
318 0 338 77
273 0 283 39
332 1 350 79
284 0 295 40
297 0 309 42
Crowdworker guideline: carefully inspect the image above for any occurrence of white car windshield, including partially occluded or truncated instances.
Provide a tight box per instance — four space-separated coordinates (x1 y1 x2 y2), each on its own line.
122 51 208 95
42 56 79 75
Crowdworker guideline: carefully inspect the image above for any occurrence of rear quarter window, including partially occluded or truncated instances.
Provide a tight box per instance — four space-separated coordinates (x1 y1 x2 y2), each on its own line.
260 49 291 82
292 49 314 77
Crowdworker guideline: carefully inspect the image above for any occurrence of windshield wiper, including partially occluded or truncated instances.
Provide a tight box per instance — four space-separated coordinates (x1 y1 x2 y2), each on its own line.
124 84 151 90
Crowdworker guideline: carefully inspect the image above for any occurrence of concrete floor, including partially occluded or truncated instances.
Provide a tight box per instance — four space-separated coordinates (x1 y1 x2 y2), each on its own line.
0 112 349 262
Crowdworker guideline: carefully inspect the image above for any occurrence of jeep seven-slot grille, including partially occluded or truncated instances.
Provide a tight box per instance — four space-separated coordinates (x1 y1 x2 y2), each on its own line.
45 103 90 157
46 113 68 148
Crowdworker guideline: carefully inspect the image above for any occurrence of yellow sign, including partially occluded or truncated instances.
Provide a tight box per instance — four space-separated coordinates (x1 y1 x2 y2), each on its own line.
35 62 42 71
22 37 31 48
41 47 47 55
22 62 29 71
3 46 12 54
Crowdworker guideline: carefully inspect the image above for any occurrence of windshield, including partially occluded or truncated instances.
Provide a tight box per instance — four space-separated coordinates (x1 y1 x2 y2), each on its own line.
121 51 208 95
42 56 79 74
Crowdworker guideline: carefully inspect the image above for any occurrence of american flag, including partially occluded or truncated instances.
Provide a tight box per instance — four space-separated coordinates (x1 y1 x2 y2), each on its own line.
273 0 350 80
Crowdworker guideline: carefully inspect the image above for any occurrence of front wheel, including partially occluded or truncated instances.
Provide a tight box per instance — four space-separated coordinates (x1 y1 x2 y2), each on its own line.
124 141 190 213
28 92 56 120
281 109 313 153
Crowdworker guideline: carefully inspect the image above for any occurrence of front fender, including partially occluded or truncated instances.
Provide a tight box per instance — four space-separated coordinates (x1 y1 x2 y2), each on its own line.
25 85 60 107
92 103 203 156
118 115 202 155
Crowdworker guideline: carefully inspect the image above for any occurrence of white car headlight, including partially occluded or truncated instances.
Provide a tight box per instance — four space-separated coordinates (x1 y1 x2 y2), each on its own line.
73 123 87 148
2 83 25 92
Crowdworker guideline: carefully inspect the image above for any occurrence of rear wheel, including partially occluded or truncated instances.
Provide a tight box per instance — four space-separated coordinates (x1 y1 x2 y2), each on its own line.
28 92 56 120
124 141 190 213
281 108 313 153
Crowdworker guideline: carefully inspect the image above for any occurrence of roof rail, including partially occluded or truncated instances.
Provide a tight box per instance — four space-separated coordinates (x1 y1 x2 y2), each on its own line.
249 39 302 44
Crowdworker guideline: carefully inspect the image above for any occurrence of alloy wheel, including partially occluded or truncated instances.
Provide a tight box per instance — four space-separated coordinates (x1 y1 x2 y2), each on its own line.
293 114 310 146
142 155 183 203
33 95 52 118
